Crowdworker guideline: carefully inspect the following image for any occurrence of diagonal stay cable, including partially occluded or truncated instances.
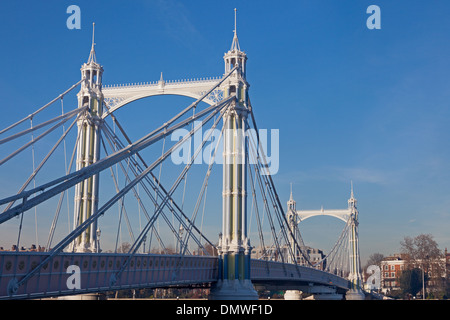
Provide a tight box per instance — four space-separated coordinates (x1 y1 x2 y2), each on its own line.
313 215 352 269
180 116 227 256
247 107 311 266
101 128 193 255
246 113 309 273
101 116 213 253
0 96 233 208
7 97 232 295
2 111 82 213
0 95 235 223
101 123 176 254
0 79 84 136
111 101 230 285
0 106 87 167
46 120 83 250
247 134 286 264
0 106 85 146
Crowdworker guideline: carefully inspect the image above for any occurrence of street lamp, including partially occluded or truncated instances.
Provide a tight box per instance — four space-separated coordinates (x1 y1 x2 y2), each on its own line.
143 235 147 254
421 255 429 300
96 228 101 253
422 266 425 300
178 225 184 254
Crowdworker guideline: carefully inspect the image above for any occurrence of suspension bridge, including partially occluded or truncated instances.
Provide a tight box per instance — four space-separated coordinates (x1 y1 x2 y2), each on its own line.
0 12 367 300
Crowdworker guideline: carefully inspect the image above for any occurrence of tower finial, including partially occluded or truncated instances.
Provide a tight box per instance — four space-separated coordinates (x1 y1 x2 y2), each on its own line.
290 182 293 201
230 8 241 52
87 22 97 63
234 8 237 36
351 180 354 198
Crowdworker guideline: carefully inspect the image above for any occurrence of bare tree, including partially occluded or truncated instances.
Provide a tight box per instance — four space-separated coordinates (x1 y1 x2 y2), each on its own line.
400 234 445 297
400 234 441 267
117 242 131 253
365 253 385 268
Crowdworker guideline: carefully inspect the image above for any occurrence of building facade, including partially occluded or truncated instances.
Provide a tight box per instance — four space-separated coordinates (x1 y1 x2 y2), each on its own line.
380 254 406 292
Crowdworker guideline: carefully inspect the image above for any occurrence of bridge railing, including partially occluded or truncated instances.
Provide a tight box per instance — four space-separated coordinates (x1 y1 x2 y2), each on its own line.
251 259 350 289
0 252 218 300
0 251 352 299
102 77 223 90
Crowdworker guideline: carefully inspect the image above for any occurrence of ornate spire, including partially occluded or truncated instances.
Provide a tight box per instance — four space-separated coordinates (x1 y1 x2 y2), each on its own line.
230 8 241 52
287 182 296 213
348 181 357 211
87 23 97 64
350 180 354 199
289 183 294 201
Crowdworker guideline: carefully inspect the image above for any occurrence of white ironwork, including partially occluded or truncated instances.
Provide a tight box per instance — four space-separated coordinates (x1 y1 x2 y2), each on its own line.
71 23 103 253
292 183 365 300
0 9 368 300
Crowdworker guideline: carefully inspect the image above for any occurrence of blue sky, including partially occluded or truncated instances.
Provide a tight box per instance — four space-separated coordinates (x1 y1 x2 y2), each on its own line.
0 1 450 264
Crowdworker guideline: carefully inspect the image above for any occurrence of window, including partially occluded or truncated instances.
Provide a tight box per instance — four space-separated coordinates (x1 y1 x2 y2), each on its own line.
82 96 89 107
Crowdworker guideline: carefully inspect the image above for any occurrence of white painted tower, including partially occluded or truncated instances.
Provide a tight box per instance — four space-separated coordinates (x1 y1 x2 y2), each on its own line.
344 183 365 300
71 24 103 253
210 9 258 300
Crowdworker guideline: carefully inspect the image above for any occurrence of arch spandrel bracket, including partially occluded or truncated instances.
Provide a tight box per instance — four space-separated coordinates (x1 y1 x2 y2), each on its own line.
101 78 224 119
296 208 351 223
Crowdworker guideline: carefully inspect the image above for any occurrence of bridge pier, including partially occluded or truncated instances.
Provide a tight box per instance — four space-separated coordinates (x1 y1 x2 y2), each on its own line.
58 293 106 300
291 285 343 300
284 290 302 300
311 293 343 300
209 279 258 300
345 289 365 300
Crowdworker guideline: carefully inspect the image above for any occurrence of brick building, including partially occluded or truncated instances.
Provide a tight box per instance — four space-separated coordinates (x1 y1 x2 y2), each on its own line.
380 254 406 292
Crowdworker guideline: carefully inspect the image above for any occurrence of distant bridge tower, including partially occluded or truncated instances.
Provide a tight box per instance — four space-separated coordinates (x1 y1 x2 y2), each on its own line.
71 24 103 253
345 184 365 300
210 9 258 300
295 183 365 300
286 184 298 264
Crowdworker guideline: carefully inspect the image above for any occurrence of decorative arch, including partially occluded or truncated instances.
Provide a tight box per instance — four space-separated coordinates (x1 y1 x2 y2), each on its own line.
296 208 351 223
102 91 218 120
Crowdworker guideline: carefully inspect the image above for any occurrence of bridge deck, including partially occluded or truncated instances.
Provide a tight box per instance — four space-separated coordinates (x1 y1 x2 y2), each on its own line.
0 252 350 299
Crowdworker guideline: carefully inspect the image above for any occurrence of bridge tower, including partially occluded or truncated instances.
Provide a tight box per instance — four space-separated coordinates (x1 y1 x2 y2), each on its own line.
71 24 103 253
294 183 365 300
287 184 298 264
210 9 258 300
345 184 365 300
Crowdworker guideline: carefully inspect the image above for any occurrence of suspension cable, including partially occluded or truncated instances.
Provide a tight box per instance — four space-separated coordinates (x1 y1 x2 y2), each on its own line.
246 113 309 276
46 121 82 251
3 112 82 213
11 99 230 292
180 115 227 255
0 79 84 136
0 106 87 167
111 105 229 284
100 133 174 254
101 116 211 254
0 96 234 223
